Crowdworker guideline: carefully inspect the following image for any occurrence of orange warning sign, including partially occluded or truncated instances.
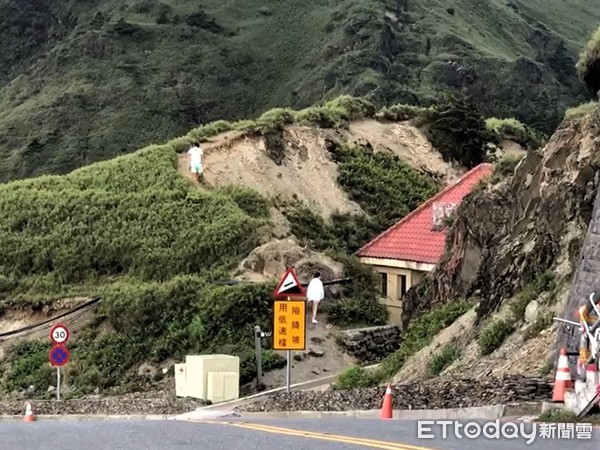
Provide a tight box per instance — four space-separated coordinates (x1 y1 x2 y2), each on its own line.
272 300 306 350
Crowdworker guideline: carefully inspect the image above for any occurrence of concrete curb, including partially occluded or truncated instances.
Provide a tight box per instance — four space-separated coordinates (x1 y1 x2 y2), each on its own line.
234 404 507 420
0 414 177 422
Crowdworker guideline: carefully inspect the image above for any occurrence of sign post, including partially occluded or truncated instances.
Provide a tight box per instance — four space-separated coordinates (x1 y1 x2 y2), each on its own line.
271 267 307 393
49 323 70 401
254 325 263 389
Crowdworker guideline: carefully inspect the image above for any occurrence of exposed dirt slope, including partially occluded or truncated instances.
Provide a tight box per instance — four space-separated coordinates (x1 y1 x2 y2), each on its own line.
0 297 96 365
395 104 600 383
177 120 461 218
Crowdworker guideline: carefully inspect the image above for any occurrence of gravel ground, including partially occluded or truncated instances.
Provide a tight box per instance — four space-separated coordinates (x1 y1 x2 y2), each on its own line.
0 374 554 416
0 390 207 416
238 374 554 412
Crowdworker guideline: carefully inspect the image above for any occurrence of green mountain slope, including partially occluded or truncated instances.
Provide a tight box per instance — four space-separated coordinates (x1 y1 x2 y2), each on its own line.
0 0 599 182
0 97 451 394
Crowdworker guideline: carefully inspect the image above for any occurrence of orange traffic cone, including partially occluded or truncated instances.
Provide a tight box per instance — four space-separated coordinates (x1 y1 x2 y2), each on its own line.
23 401 35 422
380 384 393 419
552 347 573 402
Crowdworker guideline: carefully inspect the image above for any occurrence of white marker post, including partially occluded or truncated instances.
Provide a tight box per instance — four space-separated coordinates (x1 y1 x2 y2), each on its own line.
57 366 61 401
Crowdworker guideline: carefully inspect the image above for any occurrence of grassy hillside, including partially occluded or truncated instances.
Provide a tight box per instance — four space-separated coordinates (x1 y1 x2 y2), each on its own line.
0 96 457 397
0 0 599 182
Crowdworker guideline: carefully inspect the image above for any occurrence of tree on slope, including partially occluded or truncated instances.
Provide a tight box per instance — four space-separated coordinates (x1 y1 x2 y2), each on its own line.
424 94 496 169
577 25 600 97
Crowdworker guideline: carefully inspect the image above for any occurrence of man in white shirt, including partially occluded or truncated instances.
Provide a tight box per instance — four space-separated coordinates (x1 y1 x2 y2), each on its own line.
187 142 204 182
306 272 325 324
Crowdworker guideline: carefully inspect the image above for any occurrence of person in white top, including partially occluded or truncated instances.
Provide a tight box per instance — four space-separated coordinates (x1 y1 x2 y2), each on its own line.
187 142 204 183
306 272 325 324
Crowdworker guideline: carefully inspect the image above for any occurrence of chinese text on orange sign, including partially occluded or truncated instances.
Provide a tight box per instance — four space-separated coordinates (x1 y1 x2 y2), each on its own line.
272 300 306 350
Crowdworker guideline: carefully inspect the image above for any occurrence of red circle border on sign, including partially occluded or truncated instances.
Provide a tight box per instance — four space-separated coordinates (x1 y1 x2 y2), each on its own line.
49 323 70 345
48 343 70 367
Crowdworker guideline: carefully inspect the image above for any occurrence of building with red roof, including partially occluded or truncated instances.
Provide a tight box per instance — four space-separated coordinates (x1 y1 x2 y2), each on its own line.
356 162 493 325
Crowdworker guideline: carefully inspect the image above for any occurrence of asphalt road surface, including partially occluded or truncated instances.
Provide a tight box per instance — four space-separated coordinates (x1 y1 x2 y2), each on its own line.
1 417 599 449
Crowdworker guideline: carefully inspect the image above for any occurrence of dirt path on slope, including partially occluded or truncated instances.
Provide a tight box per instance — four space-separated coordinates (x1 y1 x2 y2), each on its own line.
241 311 358 395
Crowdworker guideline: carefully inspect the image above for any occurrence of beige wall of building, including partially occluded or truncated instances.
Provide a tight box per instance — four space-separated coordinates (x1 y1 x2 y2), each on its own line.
359 257 435 327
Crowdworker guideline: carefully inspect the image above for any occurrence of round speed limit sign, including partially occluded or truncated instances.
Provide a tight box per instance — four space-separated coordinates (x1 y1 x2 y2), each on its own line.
49 323 70 345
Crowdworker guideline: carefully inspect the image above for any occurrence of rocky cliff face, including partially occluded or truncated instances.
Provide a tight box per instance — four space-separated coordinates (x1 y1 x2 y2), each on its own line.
403 105 600 331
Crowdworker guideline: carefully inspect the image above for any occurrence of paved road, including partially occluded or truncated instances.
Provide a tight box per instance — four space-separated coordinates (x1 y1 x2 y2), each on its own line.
1 417 598 449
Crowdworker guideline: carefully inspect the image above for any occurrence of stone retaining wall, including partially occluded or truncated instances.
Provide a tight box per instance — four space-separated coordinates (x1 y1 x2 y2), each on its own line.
338 325 402 363
239 375 554 412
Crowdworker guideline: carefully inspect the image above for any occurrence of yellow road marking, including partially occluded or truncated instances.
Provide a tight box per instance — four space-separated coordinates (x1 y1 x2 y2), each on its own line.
190 419 435 450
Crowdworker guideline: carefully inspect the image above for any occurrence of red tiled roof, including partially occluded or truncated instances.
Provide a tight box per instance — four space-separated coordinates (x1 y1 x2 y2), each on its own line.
356 163 493 264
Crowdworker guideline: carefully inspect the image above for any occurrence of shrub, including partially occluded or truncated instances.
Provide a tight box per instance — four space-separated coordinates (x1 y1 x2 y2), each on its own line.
0 340 53 395
324 95 377 119
257 108 296 129
328 142 439 229
295 105 349 128
523 312 553 340
485 117 546 149
491 153 522 182
215 185 270 218
576 26 600 95
564 101 598 120
326 296 388 327
331 366 380 389
0 146 268 287
509 271 556 320
376 299 473 380
376 104 432 123
168 96 376 155
283 142 438 255
428 343 461 376
477 320 514 355
335 299 473 388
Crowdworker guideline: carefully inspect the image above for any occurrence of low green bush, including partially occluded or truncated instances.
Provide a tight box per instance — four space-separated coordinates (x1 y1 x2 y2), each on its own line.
325 296 388 328
331 366 380 390
376 103 432 123
523 312 554 340
427 343 461 376
0 341 54 396
376 299 473 381
168 95 376 154
564 101 598 120
489 153 522 183
477 320 514 356
334 299 473 388
485 117 546 149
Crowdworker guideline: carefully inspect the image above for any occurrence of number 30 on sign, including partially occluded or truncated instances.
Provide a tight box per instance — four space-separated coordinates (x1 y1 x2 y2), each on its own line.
49 323 70 345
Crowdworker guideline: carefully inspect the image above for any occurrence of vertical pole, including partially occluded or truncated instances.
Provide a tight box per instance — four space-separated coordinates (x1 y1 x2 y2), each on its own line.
254 325 263 390
286 295 291 393
56 367 61 401
286 350 291 392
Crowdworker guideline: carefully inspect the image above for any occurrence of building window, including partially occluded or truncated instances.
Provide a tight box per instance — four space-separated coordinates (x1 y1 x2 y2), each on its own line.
380 272 388 297
398 274 407 299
